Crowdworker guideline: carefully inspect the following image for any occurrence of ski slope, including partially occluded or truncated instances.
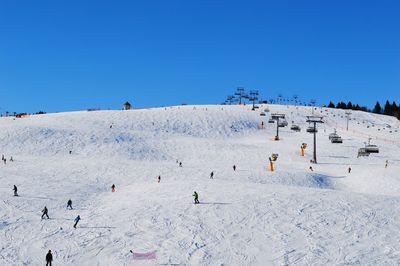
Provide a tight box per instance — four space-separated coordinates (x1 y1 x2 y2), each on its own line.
1 104 400 265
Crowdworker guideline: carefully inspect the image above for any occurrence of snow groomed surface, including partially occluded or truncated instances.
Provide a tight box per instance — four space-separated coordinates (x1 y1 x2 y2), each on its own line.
1 104 400 265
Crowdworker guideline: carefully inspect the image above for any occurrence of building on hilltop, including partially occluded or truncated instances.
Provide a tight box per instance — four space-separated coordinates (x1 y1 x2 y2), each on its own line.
123 101 132 110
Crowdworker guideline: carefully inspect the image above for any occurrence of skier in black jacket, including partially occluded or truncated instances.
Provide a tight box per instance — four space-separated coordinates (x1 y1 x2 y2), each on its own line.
67 199 73 209
46 250 53 266
41 206 49 219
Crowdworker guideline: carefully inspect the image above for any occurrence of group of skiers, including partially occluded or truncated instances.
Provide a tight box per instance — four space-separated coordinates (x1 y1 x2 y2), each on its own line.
41 203 81 224
2 154 13 164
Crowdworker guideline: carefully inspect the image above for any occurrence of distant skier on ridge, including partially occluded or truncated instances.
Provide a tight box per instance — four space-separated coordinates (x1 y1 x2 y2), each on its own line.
13 185 18 196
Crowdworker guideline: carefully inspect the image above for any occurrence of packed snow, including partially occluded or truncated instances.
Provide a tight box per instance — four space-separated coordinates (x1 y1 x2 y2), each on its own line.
1 104 400 265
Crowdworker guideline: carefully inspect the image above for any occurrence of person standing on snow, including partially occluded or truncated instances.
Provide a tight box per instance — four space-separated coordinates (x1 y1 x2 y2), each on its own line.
111 184 116 192
73 215 81 228
210 171 214 179
46 250 53 266
348 167 352 173
233 165 236 171
41 206 49 219
67 199 73 209
157 175 161 183
192 191 199 204
13 185 18 196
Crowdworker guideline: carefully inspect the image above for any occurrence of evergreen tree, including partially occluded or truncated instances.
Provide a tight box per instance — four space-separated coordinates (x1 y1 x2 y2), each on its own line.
347 102 353 110
372 101 382 114
328 101 335 108
383 100 392 115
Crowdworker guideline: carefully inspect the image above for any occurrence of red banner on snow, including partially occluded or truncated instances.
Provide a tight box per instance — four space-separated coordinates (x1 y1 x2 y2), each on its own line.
131 251 156 260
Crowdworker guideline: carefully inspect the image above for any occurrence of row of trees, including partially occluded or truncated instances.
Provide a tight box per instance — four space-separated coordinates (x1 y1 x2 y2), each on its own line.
327 100 400 120
327 101 369 112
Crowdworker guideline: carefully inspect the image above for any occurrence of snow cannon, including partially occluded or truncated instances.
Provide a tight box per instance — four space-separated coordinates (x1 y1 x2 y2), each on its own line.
271 154 279 161
268 154 278 172
300 143 307 156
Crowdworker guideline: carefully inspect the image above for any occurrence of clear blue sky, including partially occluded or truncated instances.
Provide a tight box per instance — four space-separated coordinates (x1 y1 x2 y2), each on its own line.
1 0 399 113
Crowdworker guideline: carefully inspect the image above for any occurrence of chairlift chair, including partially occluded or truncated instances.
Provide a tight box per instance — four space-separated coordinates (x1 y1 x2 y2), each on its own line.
278 120 288 127
306 127 318 133
365 144 379 153
357 148 370 158
331 136 343 143
291 125 301 131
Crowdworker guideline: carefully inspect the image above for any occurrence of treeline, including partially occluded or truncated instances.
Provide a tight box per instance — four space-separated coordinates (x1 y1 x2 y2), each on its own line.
327 100 400 120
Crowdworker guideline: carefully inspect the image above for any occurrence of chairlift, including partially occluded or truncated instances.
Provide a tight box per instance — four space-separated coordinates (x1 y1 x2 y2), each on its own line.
331 136 343 143
364 138 379 153
260 112 266 116
271 154 279 161
329 129 338 140
268 119 275 123
357 148 370 158
290 125 301 131
365 144 379 153
278 120 288 127
306 127 317 133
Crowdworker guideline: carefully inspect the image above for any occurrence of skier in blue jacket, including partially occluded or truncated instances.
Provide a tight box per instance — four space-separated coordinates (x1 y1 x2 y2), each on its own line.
73 215 81 228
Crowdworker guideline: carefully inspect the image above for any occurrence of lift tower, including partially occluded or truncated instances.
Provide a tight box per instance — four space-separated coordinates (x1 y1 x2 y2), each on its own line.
306 116 324 163
271 113 286 141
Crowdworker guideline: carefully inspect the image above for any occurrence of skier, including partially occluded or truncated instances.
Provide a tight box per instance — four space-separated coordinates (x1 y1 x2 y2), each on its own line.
385 160 388 168
309 166 314 171
69 150 72 154
46 250 53 266
179 162 182 167
210 171 214 179
67 199 73 209
41 206 49 219
3 158 6 164
73 215 81 228
348 167 352 173
13 185 18 196
157 175 161 183
111 184 116 192
233 165 236 171
192 191 199 204
10 156 13 162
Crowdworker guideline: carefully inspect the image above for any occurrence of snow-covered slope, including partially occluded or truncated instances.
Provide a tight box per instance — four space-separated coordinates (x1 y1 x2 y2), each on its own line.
1 104 400 265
